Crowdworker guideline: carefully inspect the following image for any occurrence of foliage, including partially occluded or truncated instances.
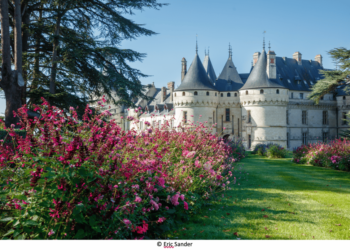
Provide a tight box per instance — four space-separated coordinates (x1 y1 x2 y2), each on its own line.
1 0 167 119
309 47 350 104
252 143 287 158
266 145 287 159
0 127 26 143
225 139 246 161
0 98 241 239
292 139 350 171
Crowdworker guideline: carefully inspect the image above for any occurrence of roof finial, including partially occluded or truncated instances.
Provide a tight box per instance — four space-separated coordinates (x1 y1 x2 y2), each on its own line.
208 46 210 56
263 31 266 50
229 43 232 59
268 41 271 51
196 34 198 54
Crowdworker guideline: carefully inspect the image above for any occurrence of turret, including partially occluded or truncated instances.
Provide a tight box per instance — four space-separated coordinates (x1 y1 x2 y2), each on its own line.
181 58 187 82
267 42 276 79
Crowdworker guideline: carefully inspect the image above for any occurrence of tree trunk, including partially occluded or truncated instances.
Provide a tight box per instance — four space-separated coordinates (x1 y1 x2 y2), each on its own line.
21 7 30 105
0 0 22 128
32 7 42 91
49 13 62 96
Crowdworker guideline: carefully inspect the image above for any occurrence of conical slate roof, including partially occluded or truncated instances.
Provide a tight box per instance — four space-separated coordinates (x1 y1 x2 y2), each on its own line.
240 49 284 90
175 54 217 91
215 57 244 91
203 55 217 84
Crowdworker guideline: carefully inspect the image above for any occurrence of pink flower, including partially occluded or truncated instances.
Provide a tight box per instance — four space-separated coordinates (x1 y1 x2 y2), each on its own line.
185 151 196 159
135 196 142 203
180 194 185 201
184 201 189 210
123 219 131 225
48 229 55 236
157 177 165 187
171 194 180 206
157 217 166 223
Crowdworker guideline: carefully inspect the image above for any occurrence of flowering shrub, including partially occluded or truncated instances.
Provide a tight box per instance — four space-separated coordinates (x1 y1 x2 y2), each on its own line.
292 139 350 171
0 98 242 239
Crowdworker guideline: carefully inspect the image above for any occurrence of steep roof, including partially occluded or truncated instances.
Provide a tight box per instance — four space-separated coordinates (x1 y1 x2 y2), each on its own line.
175 54 217 92
273 57 325 91
240 49 284 90
215 57 244 91
203 55 217 83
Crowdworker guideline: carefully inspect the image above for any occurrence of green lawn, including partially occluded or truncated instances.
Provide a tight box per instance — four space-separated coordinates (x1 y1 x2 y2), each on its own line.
165 152 350 240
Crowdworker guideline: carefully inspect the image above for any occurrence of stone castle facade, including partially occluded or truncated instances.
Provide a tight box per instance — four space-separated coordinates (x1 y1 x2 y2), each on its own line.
105 44 350 150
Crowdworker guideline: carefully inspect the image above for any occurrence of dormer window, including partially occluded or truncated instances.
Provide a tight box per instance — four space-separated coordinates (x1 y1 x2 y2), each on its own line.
343 96 346 100
260 89 264 94
276 89 280 94
194 91 198 96
246 91 248 95
215 93 217 96
182 92 185 96
206 91 209 96
234 93 237 97
221 93 223 97
227 93 231 97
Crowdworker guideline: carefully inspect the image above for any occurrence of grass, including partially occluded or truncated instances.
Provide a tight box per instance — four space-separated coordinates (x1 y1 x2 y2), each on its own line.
164 152 350 240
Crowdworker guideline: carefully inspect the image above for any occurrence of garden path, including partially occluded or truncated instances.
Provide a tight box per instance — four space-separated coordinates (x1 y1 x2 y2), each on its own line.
167 152 350 240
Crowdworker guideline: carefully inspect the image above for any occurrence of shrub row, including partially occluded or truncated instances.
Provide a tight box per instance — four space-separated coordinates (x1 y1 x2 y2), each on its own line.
0 98 244 239
292 139 350 171
251 143 287 158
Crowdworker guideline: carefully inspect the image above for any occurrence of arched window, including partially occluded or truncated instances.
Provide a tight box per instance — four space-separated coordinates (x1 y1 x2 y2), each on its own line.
246 91 248 95
221 93 223 97
194 91 198 96
276 89 280 94
206 91 209 96
234 93 237 97
227 93 231 97
260 89 264 94
182 92 185 96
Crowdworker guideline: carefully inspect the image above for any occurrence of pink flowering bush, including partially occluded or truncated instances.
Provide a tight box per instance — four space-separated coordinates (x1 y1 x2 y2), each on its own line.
292 139 350 171
0 97 242 239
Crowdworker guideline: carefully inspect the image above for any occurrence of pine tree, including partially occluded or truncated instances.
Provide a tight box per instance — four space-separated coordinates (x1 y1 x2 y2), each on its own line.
1 0 167 125
309 47 350 104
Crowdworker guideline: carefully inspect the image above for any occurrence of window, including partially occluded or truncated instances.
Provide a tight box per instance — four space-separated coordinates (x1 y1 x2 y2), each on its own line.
234 93 237 97
221 93 223 97
260 89 264 94
225 109 230 122
343 96 346 100
300 93 304 99
221 115 223 131
302 111 307 124
232 115 234 134
194 91 198 96
248 135 252 149
320 96 324 100
342 112 348 125
323 132 328 142
238 118 240 136
215 93 217 96
246 91 249 95
291 92 294 99
183 111 187 124
182 92 185 96
213 111 215 124
206 92 209 96
287 133 289 148
227 93 231 97
286 110 289 125
302 132 307 145
322 111 328 125
276 89 280 94
247 110 251 123
174 93 176 97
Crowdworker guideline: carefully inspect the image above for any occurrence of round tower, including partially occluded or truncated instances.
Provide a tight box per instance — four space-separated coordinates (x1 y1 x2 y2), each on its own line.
239 48 288 150
174 50 219 133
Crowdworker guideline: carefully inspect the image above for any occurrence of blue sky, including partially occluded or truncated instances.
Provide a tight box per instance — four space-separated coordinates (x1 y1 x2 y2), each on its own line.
1 0 349 113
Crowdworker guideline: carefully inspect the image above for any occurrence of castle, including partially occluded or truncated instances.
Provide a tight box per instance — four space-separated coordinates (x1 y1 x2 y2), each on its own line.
105 42 350 150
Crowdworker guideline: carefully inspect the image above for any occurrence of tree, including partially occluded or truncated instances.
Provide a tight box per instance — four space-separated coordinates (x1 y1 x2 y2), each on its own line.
309 47 350 104
1 0 167 126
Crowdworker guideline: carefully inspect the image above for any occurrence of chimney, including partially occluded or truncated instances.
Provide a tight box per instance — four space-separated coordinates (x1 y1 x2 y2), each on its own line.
167 81 175 102
181 58 187 81
315 54 323 67
160 87 167 103
267 50 276 79
293 52 302 65
253 52 261 66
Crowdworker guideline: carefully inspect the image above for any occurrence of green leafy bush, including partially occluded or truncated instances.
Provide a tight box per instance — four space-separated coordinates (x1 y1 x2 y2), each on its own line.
266 145 287 158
